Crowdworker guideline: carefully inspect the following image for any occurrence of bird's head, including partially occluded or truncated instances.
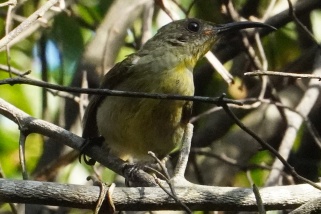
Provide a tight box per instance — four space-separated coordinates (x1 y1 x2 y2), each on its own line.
142 18 275 67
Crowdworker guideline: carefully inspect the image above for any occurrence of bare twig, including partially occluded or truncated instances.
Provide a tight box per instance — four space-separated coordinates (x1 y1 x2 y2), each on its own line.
220 94 321 191
266 53 321 186
0 0 16 7
261 0 277 21
245 70 321 80
221 0 265 88
147 152 171 180
286 0 319 46
93 182 113 214
4 0 16 77
79 71 88 118
140 0 154 45
18 131 28 180
155 0 175 20
170 0 188 15
0 0 60 49
173 123 193 180
186 0 196 17
33 150 79 181
0 65 81 102
305 118 321 150
0 77 243 106
205 51 234 84
253 184 266 214
234 97 321 151
152 174 192 213
148 151 191 212
192 148 280 173
252 17 269 100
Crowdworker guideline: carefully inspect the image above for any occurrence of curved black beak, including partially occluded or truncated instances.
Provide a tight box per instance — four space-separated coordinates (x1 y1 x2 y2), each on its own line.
215 21 276 34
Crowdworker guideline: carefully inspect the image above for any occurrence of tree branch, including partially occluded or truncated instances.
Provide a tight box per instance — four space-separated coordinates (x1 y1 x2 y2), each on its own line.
0 179 321 211
0 0 60 49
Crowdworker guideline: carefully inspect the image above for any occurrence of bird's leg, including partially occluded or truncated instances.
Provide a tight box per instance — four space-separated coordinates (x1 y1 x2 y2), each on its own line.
122 162 158 187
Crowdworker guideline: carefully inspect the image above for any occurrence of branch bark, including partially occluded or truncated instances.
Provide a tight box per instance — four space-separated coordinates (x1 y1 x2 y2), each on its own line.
0 179 320 211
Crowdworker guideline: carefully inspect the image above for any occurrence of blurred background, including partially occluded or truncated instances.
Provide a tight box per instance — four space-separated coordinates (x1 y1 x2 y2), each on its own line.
0 0 321 213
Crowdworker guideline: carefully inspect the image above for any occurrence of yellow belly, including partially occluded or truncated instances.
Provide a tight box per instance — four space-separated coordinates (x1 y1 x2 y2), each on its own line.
96 66 194 161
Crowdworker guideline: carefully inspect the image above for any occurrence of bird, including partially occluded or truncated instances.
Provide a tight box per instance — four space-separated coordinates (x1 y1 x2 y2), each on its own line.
82 18 274 164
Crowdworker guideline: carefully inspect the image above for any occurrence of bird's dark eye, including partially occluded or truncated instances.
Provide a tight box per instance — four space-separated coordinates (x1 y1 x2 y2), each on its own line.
187 21 200 32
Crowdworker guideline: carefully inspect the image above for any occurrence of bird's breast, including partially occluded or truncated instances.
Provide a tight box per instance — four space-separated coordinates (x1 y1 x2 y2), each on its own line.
96 61 194 161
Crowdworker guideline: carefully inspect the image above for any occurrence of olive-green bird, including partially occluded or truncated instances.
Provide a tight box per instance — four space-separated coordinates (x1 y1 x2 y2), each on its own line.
82 18 273 163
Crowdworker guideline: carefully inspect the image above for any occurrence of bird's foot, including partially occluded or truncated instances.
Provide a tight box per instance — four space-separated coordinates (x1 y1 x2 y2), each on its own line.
79 136 105 165
122 162 159 187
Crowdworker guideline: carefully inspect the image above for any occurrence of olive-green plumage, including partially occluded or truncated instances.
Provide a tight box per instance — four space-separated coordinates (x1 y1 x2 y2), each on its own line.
82 18 272 162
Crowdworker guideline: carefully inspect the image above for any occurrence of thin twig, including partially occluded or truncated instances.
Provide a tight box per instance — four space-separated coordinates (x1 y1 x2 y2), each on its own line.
192 149 277 172
143 166 168 181
253 184 266 214
253 32 268 100
0 65 81 102
152 174 192 214
220 94 321 191
186 0 196 17
223 0 264 70
0 77 243 105
147 151 184 210
154 0 175 20
237 97 321 151
79 71 88 119
170 0 188 16
140 0 154 45
33 150 79 181
266 53 321 185
305 118 321 150
19 131 28 180
0 0 59 49
4 0 16 77
245 70 321 80
286 0 319 47
261 0 277 21
205 51 234 84
173 123 193 178
0 0 16 7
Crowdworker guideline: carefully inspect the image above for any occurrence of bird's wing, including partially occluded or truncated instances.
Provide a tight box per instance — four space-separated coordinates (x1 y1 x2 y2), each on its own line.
82 54 137 138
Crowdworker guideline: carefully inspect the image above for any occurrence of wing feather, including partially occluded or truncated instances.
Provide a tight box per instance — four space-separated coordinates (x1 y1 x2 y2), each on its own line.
82 54 137 138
